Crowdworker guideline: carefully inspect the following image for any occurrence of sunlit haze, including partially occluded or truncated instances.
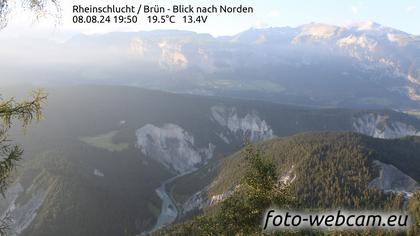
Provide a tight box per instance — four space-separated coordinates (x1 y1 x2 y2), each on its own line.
1 0 419 41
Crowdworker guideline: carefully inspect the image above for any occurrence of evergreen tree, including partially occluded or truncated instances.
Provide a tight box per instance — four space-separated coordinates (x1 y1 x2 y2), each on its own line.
159 143 294 235
0 0 60 29
216 143 294 235
408 190 420 235
0 89 47 235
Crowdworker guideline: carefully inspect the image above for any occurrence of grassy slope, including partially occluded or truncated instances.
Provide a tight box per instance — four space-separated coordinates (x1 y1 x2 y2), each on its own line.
79 130 130 152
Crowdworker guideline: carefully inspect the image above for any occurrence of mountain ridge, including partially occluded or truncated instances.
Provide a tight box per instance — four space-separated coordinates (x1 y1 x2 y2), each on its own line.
4 21 419 109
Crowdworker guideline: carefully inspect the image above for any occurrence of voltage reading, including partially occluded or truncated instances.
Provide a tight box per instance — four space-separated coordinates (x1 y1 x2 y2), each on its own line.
183 15 208 23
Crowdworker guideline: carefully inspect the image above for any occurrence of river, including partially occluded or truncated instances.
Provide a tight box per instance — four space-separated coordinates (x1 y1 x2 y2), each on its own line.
148 169 195 234
148 175 180 233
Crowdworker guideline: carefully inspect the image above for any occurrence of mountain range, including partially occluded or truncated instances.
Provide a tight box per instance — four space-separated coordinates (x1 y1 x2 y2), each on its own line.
2 21 419 109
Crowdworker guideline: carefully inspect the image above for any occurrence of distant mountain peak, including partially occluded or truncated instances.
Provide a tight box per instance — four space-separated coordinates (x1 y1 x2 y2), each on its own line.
344 21 382 31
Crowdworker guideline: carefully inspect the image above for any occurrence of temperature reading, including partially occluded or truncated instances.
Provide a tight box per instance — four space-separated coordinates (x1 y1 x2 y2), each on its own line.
72 4 254 26
147 15 176 24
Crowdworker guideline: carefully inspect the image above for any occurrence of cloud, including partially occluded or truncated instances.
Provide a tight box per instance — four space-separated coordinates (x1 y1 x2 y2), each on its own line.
268 9 281 18
253 9 280 29
254 20 269 29
351 6 360 15
406 5 416 13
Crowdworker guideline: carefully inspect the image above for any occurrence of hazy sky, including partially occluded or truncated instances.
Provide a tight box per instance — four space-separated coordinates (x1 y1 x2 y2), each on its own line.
1 0 419 40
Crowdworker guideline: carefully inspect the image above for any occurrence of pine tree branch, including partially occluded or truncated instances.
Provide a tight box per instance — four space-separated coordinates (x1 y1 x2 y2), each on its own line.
0 88 47 128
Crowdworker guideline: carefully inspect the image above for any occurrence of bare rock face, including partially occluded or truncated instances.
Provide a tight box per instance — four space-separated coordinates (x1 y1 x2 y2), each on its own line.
0 182 47 236
181 189 209 215
353 113 420 139
211 105 275 143
136 123 214 173
158 41 189 70
369 160 419 198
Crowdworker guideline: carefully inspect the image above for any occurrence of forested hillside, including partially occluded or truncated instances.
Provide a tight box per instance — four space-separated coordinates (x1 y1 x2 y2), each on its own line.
162 132 420 235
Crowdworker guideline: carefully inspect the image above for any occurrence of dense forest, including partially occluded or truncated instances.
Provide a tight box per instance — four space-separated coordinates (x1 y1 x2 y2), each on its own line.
159 132 420 235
